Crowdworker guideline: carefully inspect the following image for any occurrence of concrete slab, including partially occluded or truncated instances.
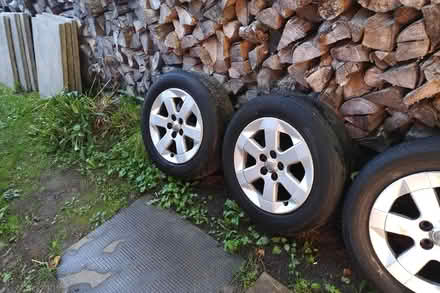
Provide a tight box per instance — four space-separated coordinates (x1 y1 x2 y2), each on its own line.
246 273 290 293
0 15 18 89
57 198 243 293
32 15 66 97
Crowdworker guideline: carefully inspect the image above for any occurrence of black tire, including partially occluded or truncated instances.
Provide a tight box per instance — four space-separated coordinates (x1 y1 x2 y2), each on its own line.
222 95 347 234
141 71 233 179
343 136 440 293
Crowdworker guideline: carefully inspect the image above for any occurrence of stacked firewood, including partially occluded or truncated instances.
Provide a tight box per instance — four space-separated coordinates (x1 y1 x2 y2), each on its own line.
2 0 440 151
0 0 73 15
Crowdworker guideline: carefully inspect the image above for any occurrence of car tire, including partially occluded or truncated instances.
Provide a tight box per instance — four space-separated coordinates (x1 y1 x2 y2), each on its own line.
222 95 347 234
141 71 233 179
343 136 440 293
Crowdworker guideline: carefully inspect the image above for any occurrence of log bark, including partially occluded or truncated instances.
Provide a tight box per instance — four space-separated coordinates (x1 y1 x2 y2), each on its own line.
403 79 440 105
358 0 401 12
318 0 352 20
394 6 421 25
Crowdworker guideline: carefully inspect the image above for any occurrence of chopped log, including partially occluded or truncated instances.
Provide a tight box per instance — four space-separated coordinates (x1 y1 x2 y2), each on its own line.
296 4 323 23
193 20 218 41
409 102 439 128
202 37 218 65
249 0 268 16
277 17 314 50
199 46 213 65
223 20 241 41
344 71 373 99
399 0 427 9
363 86 407 111
318 21 351 46
403 79 440 105
384 112 412 134
150 23 174 40
288 61 313 88
395 39 430 61
394 7 422 26
142 9 160 25
165 31 180 49
345 122 369 138
433 95 440 111
140 32 152 54
331 43 370 62
278 45 294 64
189 46 202 57
318 0 352 20
358 0 401 12
225 78 245 94
176 6 196 26
203 64 214 75
422 4 440 50
159 4 177 24
213 73 228 84
151 51 163 72
272 0 294 18
362 13 399 52
173 20 193 39
349 8 374 42
239 21 269 43
230 41 254 61
292 39 329 63
257 68 282 89
249 42 269 70
364 66 385 88
162 52 183 65
370 51 397 70
345 111 386 132
221 0 236 9
320 53 333 66
256 8 284 30
236 0 249 26
262 54 283 70
305 66 333 92
422 57 440 81
134 20 146 33
215 30 231 73
182 56 200 70
229 61 252 78
181 35 198 48
397 20 428 43
320 79 344 111
149 0 161 10
341 97 384 115
336 62 364 86
381 63 419 89
204 3 236 24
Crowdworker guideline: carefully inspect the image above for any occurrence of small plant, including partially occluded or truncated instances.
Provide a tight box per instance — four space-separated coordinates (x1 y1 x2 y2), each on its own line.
90 211 109 228
233 253 262 290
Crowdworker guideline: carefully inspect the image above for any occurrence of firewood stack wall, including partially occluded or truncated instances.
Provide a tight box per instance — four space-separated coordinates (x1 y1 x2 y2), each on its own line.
2 0 440 151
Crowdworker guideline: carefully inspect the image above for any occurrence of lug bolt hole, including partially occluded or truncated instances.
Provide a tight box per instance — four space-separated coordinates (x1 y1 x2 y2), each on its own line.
167 123 172 129
260 167 268 175
178 118 183 124
260 154 267 162
172 132 177 138
179 129 184 136
271 173 278 181
420 238 434 250
419 221 434 232
278 162 284 170
171 114 176 121
270 150 277 159
170 153 174 157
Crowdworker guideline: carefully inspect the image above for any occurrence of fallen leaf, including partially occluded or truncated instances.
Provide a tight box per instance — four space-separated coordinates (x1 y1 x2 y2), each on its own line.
49 256 61 268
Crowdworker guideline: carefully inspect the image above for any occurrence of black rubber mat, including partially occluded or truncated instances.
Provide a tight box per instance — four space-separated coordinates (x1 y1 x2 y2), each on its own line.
57 198 243 293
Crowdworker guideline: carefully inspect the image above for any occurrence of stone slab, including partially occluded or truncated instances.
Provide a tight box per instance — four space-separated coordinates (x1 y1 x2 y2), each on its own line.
57 198 243 293
71 20 82 93
0 15 18 89
246 272 290 293
32 15 66 97
19 13 38 91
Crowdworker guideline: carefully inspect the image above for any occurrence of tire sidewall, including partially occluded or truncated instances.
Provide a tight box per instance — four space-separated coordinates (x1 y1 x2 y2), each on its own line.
343 140 440 293
223 96 345 233
141 71 219 178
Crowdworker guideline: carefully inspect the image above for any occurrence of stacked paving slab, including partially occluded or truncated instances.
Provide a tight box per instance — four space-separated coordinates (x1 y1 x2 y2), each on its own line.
0 12 37 91
32 13 82 97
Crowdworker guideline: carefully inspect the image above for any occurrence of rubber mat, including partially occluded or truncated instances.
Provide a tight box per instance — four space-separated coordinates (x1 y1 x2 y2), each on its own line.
57 198 243 293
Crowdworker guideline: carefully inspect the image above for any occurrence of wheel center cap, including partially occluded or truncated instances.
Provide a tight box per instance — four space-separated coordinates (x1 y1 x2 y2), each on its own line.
172 122 180 131
265 159 276 172
431 230 440 246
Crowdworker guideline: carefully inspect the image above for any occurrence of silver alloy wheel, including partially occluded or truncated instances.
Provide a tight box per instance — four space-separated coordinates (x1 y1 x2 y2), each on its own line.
149 88 203 164
233 117 314 214
369 172 440 292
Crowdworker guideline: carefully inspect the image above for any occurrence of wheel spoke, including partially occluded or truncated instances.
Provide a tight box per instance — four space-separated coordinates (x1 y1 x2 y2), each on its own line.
243 138 264 158
150 113 168 128
278 173 307 205
397 246 431 275
262 179 277 202
179 97 195 119
160 91 177 115
243 164 263 183
182 125 202 142
156 133 173 155
262 119 279 151
411 188 440 220
278 142 309 165
175 135 187 154
259 200 284 214
384 213 418 238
